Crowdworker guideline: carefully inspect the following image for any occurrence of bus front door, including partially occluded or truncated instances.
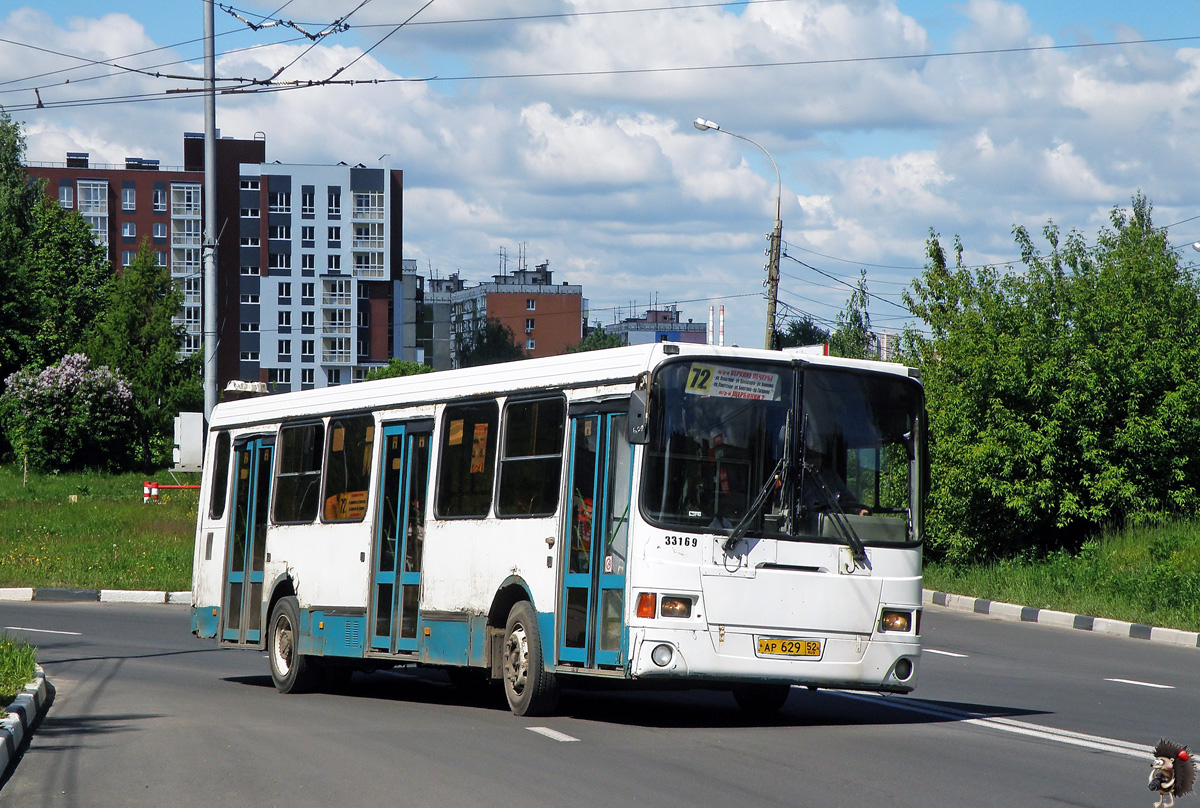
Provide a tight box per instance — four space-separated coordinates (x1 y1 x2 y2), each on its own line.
222 436 273 645
370 423 431 655
558 411 633 668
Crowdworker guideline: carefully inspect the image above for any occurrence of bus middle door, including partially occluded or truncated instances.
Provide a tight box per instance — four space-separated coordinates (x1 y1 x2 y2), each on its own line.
558 407 633 669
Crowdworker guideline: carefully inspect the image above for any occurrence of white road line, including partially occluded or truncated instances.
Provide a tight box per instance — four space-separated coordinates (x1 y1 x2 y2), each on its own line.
834 691 1153 760
924 648 968 658
4 625 82 636
1104 678 1175 690
527 727 580 743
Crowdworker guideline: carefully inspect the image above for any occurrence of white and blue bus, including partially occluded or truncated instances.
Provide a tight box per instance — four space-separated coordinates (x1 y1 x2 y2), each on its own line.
191 342 926 716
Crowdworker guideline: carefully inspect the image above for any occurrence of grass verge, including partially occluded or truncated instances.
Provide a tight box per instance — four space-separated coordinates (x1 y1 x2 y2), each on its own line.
924 520 1200 633
0 635 37 710
0 464 197 591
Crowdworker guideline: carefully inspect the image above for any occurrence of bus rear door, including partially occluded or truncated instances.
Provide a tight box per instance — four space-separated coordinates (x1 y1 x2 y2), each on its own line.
222 436 273 645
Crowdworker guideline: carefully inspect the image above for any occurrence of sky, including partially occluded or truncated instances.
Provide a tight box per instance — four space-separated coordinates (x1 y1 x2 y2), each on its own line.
4 0 1200 349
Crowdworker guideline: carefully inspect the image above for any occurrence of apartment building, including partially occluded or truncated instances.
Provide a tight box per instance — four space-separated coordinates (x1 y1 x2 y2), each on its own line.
606 306 708 345
27 133 417 393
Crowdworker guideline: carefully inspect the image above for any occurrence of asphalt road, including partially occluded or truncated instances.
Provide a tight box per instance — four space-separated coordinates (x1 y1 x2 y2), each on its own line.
0 601 1191 807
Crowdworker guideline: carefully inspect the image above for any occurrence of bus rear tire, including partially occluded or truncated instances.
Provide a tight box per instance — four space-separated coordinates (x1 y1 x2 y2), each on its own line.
268 596 321 694
732 683 792 717
502 601 559 716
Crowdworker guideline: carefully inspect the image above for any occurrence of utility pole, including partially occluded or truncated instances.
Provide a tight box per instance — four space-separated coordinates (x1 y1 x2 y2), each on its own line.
202 0 218 420
765 201 782 350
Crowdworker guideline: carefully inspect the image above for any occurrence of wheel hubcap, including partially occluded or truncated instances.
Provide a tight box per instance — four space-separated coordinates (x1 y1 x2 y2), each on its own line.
504 624 529 696
273 615 294 676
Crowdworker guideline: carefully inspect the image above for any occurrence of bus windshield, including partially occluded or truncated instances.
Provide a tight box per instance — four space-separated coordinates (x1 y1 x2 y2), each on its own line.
640 358 924 545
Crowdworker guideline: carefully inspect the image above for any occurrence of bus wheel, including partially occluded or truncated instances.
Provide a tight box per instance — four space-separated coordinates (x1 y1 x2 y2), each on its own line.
268 596 320 694
732 684 792 717
502 602 559 716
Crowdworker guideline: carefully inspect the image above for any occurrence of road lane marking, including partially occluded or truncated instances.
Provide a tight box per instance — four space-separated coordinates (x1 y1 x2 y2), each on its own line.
834 692 1153 760
1104 678 1174 689
924 648 968 658
527 727 580 743
4 626 82 636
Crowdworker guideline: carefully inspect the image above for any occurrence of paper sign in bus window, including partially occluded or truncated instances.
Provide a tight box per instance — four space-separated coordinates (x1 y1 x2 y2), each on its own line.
684 363 780 401
470 423 489 473
448 419 464 446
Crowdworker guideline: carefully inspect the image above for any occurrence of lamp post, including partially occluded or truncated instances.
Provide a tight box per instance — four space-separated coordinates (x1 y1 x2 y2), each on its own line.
693 117 782 349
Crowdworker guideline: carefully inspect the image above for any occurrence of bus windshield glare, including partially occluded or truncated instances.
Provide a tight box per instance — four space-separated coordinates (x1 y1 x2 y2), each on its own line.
640 359 924 544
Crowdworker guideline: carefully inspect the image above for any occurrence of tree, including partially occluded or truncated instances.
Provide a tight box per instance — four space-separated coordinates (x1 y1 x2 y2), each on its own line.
566 325 625 353
774 316 829 350
363 358 435 382
84 242 201 470
456 318 526 368
828 270 873 360
904 195 1200 561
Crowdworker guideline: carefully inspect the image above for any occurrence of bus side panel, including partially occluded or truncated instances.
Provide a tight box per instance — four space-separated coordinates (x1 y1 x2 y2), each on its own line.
191 431 231 638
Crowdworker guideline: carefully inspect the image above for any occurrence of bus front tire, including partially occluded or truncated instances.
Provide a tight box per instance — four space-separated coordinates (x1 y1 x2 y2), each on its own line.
502 601 559 716
268 596 320 694
732 683 792 717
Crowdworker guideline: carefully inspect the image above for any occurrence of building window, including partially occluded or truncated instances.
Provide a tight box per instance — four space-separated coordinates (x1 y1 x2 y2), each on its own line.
352 191 384 220
268 191 290 212
301 282 314 301
278 282 291 302
269 368 291 386
240 322 259 333
328 254 341 270
328 226 341 245
328 368 342 387
121 250 136 267
358 311 369 327
525 318 535 331
240 350 260 361
328 188 341 216
268 224 290 240
122 187 136 211
153 187 166 212
526 339 536 351
301 368 315 387
58 185 73 208
240 265 260 276
241 207 260 218
301 311 314 328
278 339 291 360
301 190 314 216
240 293 260 304
279 311 291 327
155 251 167 267
301 225 314 243
301 339 314 359
301 254 314 270
240 179 260 191
240 236 260 247
121 222 136 238
153 222 167 239
268 253 291 269
526 299 536 311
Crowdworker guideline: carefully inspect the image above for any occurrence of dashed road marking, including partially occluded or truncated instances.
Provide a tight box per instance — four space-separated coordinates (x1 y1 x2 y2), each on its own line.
527 727 580 743
4 626 82 636
924 648 968 658
1104 678 1174 689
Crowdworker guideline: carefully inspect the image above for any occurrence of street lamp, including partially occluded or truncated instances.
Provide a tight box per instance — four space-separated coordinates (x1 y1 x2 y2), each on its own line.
693 117 782 349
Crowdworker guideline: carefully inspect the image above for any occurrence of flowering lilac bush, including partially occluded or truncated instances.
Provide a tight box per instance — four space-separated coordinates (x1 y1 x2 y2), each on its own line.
0 354 136 471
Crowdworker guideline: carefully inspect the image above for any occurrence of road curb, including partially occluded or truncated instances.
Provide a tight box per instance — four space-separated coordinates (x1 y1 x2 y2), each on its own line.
923 589 1200 648
0 588 189 604
0 665 49 780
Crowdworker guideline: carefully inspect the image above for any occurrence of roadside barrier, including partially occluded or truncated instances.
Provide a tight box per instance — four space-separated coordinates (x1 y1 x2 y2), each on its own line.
142 481 201 503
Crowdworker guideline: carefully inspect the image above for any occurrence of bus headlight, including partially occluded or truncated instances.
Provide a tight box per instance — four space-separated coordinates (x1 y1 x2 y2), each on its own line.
879 609 912 633
660 597 692 618
651 644 674 667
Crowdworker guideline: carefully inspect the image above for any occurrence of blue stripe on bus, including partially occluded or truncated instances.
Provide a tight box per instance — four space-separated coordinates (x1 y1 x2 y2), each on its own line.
191 605 220 638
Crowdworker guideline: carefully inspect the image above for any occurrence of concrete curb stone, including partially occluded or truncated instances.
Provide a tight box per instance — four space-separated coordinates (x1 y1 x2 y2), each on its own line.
0 587 190 604
923 589 1200 648
0 665 48 780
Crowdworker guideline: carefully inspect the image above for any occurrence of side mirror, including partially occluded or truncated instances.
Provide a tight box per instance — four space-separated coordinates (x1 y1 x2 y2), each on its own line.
627 390 650 444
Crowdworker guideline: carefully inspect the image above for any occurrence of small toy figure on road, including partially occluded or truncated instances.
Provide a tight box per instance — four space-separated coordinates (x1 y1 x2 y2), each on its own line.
1150 739 1195 808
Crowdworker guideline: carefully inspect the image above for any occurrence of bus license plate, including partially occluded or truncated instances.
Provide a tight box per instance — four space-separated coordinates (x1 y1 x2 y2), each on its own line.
757 638 821 658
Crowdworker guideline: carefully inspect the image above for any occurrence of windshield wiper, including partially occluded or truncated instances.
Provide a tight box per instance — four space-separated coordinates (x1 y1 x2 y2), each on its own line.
722 410 792 554
802 461 872 570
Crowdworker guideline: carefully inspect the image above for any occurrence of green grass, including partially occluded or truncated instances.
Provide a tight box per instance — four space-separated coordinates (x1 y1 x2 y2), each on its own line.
0 635 37 710
0 465 197 591
925 520 1200 632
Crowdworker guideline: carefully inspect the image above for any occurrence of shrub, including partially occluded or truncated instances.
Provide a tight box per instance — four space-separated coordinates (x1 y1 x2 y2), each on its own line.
0 353 136 472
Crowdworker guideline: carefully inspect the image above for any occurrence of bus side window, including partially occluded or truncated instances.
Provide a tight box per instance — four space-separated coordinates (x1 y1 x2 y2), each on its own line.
323 416 375 522
275 422 324 523
436 401 499 518
497 398 565 517
208 431 232 519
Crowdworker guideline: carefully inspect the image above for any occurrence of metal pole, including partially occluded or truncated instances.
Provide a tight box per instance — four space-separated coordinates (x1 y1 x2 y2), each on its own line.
693 119 782 349
202 0 218 419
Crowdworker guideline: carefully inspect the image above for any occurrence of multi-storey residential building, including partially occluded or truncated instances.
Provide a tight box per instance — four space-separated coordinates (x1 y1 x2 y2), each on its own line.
26 134 417 394
449 261 583 367
605 306 708 345
418 267 461 370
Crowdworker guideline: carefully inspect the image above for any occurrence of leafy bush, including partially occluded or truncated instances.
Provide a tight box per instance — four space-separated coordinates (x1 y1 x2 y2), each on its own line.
0 353 136 472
